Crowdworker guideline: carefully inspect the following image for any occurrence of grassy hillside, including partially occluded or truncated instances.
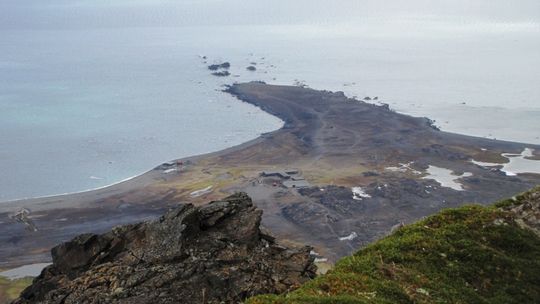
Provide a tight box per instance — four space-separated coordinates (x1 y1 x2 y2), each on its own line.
248 187 540 304
0 277 32 304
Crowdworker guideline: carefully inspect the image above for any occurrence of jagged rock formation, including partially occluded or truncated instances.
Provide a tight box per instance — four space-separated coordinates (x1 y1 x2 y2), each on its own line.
15 193 316 304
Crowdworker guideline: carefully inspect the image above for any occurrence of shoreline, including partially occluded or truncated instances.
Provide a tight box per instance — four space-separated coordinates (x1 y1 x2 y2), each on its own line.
0 174 141 205
1 82 539 270
0 136 259 213
0 91 284 212
2 84 537 207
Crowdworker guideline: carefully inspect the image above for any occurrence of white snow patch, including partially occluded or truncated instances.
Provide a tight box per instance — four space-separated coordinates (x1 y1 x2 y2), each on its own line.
385 162 422 175
339 232 358 241
471 159 502 167
352 187 371 200
190 186 213 198
163 168 178 174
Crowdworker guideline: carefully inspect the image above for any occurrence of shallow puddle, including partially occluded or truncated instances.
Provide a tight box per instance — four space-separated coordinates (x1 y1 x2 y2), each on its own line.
422 165 472 191
471 148 540 176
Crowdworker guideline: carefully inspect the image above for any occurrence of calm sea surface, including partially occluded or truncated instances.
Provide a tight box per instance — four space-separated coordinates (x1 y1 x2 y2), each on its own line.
1 0 539 202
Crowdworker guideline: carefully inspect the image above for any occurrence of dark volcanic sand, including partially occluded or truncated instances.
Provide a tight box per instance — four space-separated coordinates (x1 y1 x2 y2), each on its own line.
1 82 539 268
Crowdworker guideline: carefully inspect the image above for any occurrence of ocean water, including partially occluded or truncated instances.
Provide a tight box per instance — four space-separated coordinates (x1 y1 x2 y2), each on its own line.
1 0 539 202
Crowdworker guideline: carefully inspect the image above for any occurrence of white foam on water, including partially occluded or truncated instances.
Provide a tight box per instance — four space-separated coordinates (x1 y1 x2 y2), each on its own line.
1 175 141 204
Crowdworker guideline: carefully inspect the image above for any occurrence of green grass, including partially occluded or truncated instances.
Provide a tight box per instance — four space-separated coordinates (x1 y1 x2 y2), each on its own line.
0 276 33 304
248 187 540 304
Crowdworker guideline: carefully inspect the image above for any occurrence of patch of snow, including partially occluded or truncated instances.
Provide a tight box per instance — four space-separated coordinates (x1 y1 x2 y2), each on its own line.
190 186 213 198
163 168 178 174
314 258 328 263
352 187 371 200
471 159 502 167
339 232 358 241
385 162 422 175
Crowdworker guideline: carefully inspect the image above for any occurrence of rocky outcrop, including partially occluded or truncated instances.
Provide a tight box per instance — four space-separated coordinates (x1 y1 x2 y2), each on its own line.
14 193 316 304
211 70 230 77
500 187 540 237
208 62 230 71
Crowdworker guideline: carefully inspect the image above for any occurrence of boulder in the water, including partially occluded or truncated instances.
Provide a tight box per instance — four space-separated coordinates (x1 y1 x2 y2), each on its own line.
212 71 231 77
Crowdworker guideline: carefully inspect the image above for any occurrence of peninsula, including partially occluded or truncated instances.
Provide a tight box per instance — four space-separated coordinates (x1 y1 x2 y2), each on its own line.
1 82 539 271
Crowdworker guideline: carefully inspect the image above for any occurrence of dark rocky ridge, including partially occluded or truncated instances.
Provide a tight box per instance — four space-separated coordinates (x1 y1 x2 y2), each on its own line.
14 193 316 304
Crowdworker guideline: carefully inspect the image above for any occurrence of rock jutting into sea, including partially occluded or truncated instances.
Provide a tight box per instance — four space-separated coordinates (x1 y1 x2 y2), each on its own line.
208 62 230 71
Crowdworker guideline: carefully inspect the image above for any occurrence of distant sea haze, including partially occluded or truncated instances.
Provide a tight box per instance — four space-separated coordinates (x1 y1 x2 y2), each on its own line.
0 0 539 202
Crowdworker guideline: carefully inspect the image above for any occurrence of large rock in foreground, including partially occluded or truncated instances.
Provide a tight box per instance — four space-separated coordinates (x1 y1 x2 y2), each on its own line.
15 193 316 304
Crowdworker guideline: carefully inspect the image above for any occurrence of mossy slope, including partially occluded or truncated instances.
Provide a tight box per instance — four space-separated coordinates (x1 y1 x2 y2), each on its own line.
248 187 540 304
0 276 33 304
